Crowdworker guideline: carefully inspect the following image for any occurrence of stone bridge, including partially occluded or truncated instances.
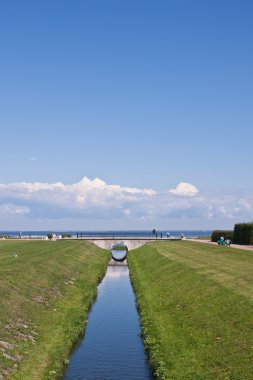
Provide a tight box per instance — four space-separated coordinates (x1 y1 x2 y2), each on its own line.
87 239 156 251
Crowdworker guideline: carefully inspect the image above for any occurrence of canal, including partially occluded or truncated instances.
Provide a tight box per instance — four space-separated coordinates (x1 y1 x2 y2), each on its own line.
62 250 152 379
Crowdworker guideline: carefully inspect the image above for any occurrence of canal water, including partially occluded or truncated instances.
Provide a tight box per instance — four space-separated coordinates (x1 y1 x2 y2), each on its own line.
62 259 152 380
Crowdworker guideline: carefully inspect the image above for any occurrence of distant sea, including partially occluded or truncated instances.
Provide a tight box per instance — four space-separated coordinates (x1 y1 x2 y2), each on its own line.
0 230 212 238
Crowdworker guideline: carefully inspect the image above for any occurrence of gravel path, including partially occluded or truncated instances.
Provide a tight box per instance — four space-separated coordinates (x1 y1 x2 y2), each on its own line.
186 238 253 251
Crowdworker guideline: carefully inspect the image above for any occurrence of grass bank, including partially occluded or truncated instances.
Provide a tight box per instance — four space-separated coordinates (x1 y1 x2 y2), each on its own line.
0 240 109 380
128 241 253 379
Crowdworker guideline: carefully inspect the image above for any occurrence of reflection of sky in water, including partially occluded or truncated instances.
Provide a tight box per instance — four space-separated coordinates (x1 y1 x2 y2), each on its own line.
105 265 129 279
111 249 127 261
62 263 151 380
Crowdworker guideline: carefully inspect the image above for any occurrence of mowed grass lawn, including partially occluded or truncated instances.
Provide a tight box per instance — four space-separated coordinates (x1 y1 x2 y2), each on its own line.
128 241 253 380
0 240 109 380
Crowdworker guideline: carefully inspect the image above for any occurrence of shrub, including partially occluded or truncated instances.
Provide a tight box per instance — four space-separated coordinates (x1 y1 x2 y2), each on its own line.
47 233 53 239
233 222 253 245
211 230 233 242
62 234 72 238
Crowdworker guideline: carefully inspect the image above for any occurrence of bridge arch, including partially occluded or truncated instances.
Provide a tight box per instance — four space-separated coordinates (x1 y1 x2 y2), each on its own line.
111 242 128 262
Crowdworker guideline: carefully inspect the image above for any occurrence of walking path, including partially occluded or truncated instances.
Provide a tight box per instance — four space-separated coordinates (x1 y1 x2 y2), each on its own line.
186 238 253 251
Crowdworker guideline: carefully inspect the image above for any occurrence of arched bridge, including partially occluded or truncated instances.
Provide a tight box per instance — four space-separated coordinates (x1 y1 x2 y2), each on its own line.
87 239 155 251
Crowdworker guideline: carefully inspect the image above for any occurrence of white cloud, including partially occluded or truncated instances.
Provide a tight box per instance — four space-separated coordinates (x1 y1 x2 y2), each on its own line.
0 176 252 228
218 206 235 219
0 177 156 210
169 182 199 197
0 203 30 216
29 157 37 161
239 198 252 211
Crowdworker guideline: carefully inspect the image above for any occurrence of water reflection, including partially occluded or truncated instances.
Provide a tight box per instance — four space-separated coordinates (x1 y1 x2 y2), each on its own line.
62 265 152 380
106 265 129 279
111 249 127 262
111 242 128 262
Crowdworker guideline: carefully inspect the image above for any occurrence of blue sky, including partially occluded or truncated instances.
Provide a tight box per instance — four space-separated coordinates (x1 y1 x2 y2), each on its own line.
0 0 252 230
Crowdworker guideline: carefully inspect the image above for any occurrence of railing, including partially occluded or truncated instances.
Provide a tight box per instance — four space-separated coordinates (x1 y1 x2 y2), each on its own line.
76 231 166 239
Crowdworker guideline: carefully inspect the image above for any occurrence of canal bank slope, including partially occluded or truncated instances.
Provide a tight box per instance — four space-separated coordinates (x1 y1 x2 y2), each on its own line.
128 241 253 379
0 240 110 380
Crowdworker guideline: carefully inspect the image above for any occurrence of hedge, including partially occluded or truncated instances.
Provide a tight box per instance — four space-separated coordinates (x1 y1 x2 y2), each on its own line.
233 222 253 245
62 234 72 238
211 230 234 242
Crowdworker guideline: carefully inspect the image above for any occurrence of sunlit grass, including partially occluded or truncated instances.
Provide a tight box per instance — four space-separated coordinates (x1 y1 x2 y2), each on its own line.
0 240 109 380
129 241 253 379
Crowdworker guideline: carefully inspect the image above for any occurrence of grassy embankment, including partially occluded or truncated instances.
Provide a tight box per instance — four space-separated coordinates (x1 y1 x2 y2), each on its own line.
0 240 109 380
128 241 253 379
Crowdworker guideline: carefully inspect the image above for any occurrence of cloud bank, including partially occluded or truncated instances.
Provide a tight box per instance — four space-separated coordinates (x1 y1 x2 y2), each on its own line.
0 176 252 229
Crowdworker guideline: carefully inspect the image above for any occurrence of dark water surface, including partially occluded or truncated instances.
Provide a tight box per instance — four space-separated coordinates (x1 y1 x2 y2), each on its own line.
62 264 152 380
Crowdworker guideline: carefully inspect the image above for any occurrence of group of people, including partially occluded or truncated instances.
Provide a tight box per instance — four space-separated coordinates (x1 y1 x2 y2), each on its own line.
218 236 231 246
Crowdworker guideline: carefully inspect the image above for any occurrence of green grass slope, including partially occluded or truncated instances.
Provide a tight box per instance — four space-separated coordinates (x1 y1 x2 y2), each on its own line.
0 240 109 380
128 241 253 380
